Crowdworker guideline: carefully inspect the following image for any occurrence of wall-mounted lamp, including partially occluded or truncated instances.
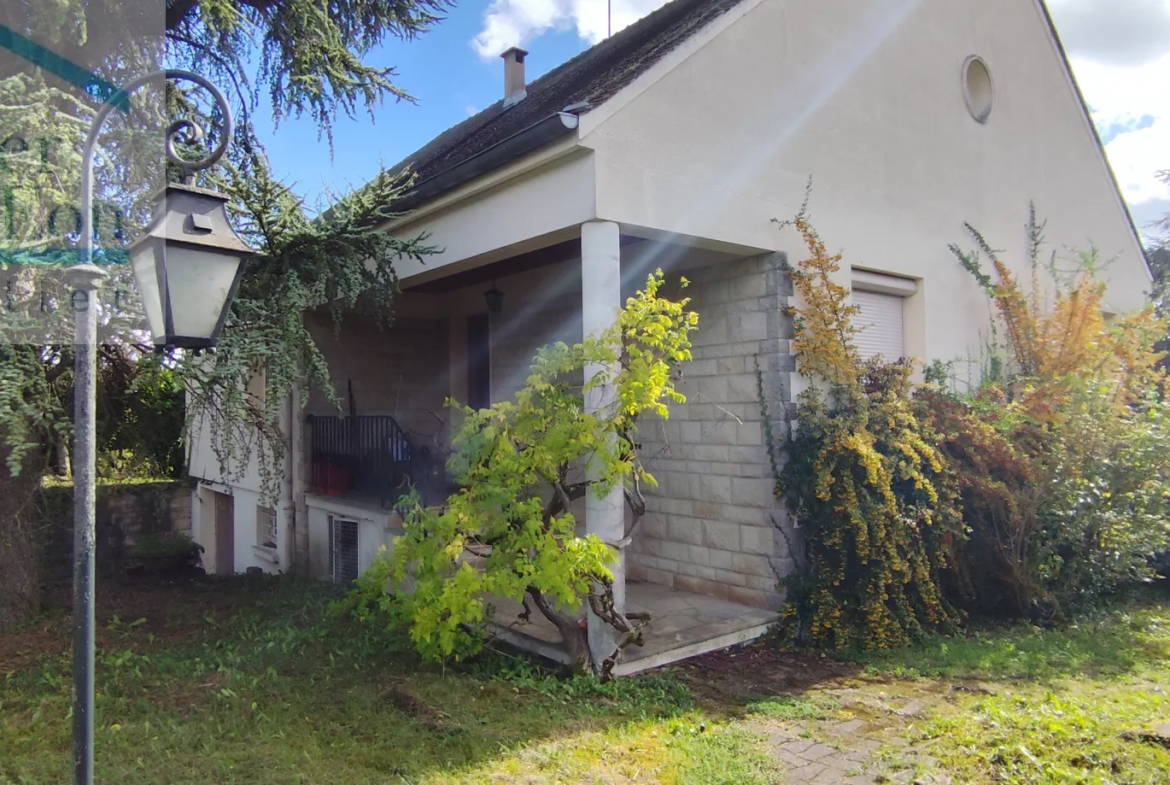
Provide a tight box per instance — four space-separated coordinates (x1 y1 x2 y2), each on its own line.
484 281 504 315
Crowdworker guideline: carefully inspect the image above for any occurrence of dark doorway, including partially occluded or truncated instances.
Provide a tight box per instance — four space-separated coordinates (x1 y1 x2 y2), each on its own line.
467 314 491 410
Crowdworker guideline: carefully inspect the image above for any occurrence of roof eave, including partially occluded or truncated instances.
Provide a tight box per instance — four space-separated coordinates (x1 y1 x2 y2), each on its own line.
392 111 582 215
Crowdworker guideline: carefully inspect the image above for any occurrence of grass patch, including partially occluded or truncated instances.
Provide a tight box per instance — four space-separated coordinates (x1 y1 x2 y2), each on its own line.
847 593 1170 681
5 577 1169 784
742 694 836 721
0 576 775 785
845 588 1170 783
916 683 1170 783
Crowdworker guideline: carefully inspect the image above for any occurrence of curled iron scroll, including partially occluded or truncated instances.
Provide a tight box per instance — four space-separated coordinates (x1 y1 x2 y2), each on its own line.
162 69 234 177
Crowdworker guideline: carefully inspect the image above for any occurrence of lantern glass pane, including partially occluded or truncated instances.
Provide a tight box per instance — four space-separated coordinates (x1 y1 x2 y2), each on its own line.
163 245 241 341
130 239 165 345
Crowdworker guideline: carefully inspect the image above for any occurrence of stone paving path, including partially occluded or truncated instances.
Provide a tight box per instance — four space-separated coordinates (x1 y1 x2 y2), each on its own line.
674 649 961 784
749 715 952 784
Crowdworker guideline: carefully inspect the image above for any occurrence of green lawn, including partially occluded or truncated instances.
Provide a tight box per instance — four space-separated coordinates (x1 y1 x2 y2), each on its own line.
0 577 779 784
2 576 1169 784
851 596 1170 784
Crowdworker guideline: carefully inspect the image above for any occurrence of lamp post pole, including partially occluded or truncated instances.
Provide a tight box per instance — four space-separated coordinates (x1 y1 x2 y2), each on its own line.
71 69 233 785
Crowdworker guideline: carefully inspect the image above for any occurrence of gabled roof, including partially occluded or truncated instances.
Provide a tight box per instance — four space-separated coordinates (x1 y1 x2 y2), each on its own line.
395 0 747 189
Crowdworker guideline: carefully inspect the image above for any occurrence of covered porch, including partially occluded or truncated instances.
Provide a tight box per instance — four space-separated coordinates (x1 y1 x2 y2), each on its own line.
489 581 778 677
296 220 795 670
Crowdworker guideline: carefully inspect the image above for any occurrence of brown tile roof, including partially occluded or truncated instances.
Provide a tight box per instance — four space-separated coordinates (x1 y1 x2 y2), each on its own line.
396 0 748 187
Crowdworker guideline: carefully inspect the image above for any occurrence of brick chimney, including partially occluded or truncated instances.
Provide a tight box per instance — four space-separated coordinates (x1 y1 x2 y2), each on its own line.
501 47 528 107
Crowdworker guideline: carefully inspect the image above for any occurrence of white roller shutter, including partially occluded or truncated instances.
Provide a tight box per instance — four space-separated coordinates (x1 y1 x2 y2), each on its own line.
853 290 905 360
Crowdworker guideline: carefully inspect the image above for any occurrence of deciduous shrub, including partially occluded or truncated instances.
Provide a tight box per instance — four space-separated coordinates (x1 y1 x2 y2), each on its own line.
778 218 963 650
946 216 1170 617
346 272 698 675
778 206 1170 647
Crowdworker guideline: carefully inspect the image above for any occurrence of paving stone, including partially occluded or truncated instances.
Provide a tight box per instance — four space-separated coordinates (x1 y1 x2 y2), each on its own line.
828 719 869 736
773 749 812 768
895 699 927 718
811 766 850 784
787 762 829 782
798 743 838 762
778 739 816 755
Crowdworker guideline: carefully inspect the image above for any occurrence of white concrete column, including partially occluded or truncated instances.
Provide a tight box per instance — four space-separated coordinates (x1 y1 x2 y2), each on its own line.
581 220 626 670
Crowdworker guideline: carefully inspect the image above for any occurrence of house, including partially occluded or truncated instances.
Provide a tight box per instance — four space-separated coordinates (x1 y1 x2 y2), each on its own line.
187 0 1151 673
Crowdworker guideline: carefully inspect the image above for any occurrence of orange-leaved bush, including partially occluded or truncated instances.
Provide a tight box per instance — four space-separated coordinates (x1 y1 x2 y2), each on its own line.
947 213 1170 617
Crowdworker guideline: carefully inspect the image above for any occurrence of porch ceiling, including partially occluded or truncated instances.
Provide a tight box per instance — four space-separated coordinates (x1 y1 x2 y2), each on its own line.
405 235 645 294
402 229 749 298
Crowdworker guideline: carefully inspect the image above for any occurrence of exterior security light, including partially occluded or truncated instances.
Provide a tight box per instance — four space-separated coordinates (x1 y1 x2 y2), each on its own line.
484 281 504 315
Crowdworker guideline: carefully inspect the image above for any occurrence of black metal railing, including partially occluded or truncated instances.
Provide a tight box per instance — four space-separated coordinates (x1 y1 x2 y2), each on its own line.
307 415 416 508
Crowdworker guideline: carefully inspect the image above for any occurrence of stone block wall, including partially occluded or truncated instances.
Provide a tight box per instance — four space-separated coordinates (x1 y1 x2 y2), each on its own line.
490 262 584 403
627 253 796 610
39 481 193 586
304 313 451 448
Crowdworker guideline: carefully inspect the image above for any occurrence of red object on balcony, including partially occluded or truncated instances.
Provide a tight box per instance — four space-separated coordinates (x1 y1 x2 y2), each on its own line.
316 462 353 496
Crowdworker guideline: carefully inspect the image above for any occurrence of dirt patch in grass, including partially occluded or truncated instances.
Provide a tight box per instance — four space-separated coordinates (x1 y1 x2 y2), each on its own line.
0 572 280 675
669 641 860 709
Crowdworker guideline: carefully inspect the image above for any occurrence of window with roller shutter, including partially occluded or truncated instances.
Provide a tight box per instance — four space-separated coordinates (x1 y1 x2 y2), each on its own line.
852 282 912 361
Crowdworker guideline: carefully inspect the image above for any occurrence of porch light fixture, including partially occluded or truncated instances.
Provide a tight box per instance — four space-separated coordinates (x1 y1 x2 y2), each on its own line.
484 280 504 315
130 182 253 350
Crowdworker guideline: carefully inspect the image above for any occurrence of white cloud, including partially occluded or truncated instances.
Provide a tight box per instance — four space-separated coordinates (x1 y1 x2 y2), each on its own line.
1041 2 1170 226
472 0 669 59
1047 0 1170 67
1060 46 1170 218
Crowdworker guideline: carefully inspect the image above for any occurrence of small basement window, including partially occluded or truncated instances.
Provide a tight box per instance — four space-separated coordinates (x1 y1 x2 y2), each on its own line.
256 505 277 550
963 56 994 123
328 516 360 583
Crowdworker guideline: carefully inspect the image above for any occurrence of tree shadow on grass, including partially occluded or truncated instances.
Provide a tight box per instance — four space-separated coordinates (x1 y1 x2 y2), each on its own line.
5 576 1168 783
842 587 1170 683
0 574 704 784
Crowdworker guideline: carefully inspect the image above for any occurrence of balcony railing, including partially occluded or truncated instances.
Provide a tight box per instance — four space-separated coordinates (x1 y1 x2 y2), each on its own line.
307 415 417 508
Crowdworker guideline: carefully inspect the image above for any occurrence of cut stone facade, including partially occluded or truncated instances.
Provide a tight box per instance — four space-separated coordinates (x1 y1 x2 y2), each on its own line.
628 253 796 610
304 313 451 447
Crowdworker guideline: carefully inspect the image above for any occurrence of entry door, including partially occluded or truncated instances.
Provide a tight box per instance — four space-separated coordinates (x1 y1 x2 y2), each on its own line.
467 314 491 411
214 491 235 575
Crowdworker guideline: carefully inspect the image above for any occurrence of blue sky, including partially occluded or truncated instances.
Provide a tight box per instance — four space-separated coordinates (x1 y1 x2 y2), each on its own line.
253 4 596 212
254 0 1170 238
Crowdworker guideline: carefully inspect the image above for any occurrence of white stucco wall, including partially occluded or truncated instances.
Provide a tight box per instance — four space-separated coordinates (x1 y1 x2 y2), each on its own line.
305 495 403 581
187 374 280 497
581 0 1150 371
391 152 597 284
191 483 291 575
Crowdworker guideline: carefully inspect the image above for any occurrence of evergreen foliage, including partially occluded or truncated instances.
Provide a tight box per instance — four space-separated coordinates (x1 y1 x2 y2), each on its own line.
0 0 448 624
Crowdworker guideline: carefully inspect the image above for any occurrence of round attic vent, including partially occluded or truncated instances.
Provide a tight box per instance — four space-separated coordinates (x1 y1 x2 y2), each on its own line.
963 56 994 124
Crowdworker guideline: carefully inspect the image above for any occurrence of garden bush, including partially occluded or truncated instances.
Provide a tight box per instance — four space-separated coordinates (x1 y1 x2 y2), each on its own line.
777 217 963 650
345 272 698 675
778 207 1170 649
945 215 1170 618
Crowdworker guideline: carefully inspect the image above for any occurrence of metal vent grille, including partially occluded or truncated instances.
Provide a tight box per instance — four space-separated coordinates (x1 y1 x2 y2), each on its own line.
329 517 359 583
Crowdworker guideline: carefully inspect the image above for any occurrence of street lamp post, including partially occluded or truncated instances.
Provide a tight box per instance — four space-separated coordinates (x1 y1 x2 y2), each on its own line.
72 69 248 785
